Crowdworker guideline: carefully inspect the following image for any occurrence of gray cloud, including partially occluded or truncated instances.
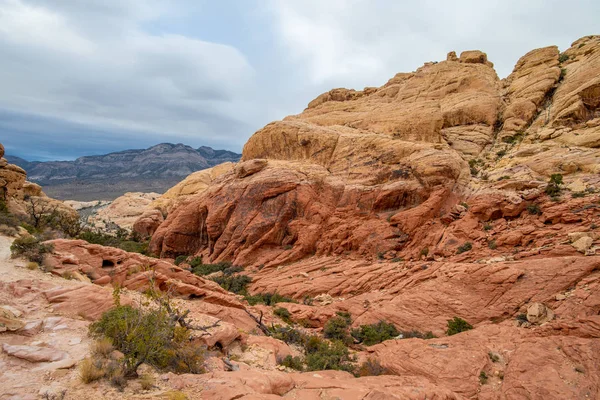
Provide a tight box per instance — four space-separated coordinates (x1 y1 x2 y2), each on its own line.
0 0 598 161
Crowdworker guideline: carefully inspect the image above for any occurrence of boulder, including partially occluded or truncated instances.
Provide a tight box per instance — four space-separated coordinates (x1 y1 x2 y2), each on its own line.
527 302 555 325
2 344 68 363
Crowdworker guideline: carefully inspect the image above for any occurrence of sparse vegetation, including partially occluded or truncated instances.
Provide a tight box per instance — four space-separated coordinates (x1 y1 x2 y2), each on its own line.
78 230 151 256
10 235 53 264
139 373 155 390
483 223 492 231
558 53 569 63
79 357 106 383
174 255 188 266
244 292 296 306
324 313 353 343
90 304 206 377
278 355 304 371
527 204 542 215
496 149 506 159
498 175 511 181
488 240 497 250
479 371 488 384
211 274 252 295
356 358 389 377
420 247 429 257
572 192 585 198
399 330 436 339
559 68 567 81
351 321 400 346
305 338 356 373
274 307 292 324
446 317 473 336
488 351 500 363
502 131 524 144
545 173 563 197
456 242 473 254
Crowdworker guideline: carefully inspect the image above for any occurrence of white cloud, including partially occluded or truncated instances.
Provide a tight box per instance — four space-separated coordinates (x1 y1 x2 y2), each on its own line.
0 0 258 149
269 0 600 91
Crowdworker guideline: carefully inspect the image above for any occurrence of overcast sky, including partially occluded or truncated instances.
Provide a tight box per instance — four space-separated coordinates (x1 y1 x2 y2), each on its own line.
0 0 598 160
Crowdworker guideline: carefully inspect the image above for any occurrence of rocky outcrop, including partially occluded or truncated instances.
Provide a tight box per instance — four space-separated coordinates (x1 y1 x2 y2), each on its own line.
0 143 77 222
72 192 161 233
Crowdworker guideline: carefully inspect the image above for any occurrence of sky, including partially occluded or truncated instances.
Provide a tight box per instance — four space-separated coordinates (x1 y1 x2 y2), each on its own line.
0 0 598 161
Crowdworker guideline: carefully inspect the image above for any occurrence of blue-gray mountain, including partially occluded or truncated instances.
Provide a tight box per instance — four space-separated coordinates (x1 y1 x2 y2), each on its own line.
6 143 241 201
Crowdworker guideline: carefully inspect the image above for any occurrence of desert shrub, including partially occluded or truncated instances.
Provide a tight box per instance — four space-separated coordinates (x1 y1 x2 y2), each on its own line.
351 321 400 346
174 255 188 266
78 230 151 256
488 351 500 363
357 358 389 377
391 257 403 262
244 292 296 306
164 391 188 400
79 357 105 383
278 355 304 371
91 338 114 358
496 150 506 158
192 260 243 277
420 247 429 257
187 256 203 269
10 235 53 264
558 53 569 63
527 204 542 215
571 192 585 198
559 67 567 81
324 314 352 343
139 373 155 390
488 240 497 250
483 223 492 231
0 198 7 213
545 173 563 197
305 338 355 373
456 242 473 254
110 368 127 391
446 317 473 336
498 176 510 181
479 371 488 384
26 261 39 270
211 274 251 295
400 330 435 339
271 325 305 345
274 307 292 324
90 305 205 376
515 313 528 323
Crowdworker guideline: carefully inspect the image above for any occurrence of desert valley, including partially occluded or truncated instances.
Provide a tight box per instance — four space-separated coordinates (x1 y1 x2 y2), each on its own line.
1 35 600 400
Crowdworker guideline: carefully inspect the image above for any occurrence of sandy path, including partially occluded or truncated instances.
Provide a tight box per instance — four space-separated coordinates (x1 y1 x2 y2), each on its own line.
0 235 71 284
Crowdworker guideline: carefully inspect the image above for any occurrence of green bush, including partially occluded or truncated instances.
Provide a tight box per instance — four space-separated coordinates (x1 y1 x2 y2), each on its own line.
90 306 204 376
456 242 473 254
558 53 569 63
305 338 355 373
211 274 252 295
191 260 243 276
77 230 151 256
244 292 296 306
278 355 304 371
545 174 563 197
351 321 400 346
274 307 292 324
90 305 205 376
446 317 473 336
323 314 352 343
10 235 53 264
174 255 188 266
526 204 541 215
271 325 305 345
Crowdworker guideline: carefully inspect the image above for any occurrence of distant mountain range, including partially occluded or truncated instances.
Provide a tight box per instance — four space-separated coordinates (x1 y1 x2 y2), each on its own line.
6 143 241 201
